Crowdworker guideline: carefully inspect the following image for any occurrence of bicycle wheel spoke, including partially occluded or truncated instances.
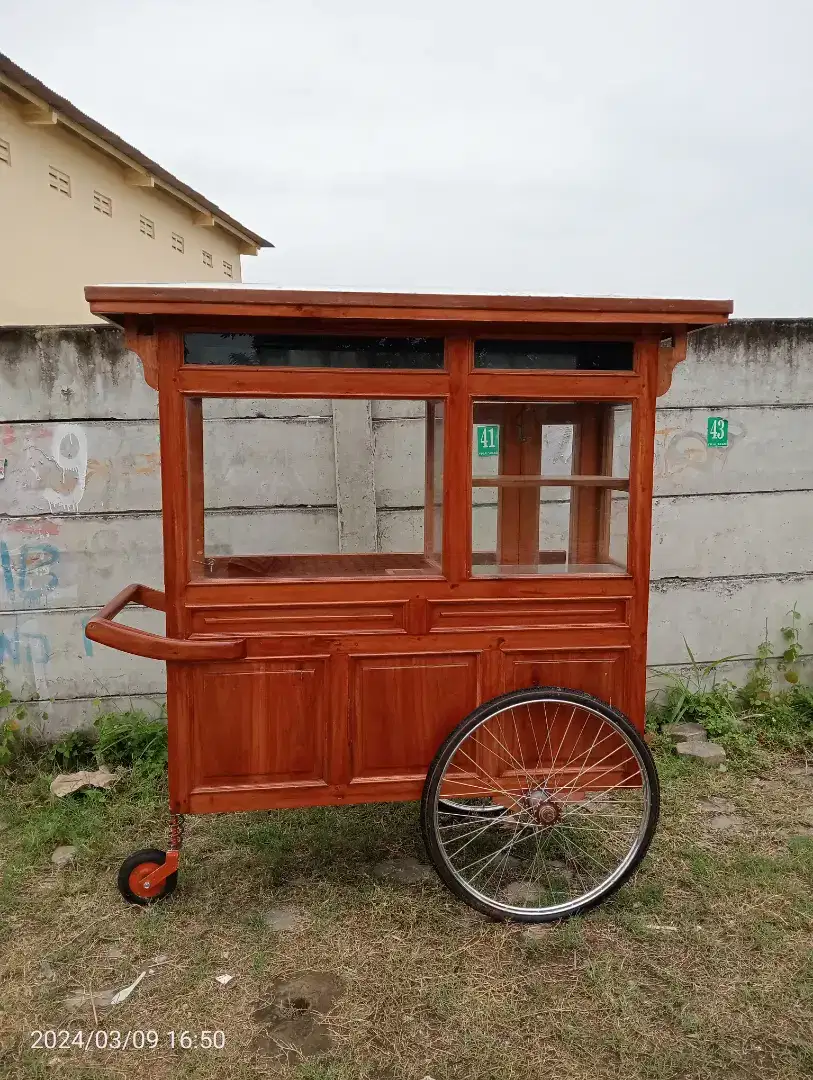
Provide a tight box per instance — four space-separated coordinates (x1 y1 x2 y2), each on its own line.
424 690 658 922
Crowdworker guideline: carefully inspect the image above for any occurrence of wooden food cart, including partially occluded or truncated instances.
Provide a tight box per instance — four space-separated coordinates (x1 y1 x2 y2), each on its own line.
84 286 732 922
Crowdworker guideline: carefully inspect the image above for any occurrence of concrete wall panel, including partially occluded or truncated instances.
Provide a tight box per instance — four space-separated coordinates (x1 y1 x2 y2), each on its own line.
373 418 426 508
648 575 813 666
666 322 813 408
2 417 336 516
650 492 813 580
378 509 423 553
0 514 165 611
20 695 166 739
203 418 336 509
653 406 813 496
0 327 157 421
4 320 813 735
0 606 166 701
204 509 339 558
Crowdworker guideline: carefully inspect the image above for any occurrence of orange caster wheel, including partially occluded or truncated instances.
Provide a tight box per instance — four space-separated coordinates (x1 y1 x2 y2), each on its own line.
117 848 178 906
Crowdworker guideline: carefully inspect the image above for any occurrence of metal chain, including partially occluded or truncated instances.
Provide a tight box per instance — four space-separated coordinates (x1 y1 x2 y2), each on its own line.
169 813 185 851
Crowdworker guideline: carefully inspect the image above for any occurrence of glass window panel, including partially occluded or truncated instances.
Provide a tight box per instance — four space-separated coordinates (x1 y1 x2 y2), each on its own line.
197 397 444 578
472 400 630 576
474 339 633 370
185 333 444 369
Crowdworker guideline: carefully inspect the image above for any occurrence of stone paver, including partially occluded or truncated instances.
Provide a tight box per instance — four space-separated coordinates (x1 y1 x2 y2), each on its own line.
676 740 726 765
502 881 542 906
262 906 305 932
707 813 746 833
663 722 708 743
50 846 77 868
372 857 434 885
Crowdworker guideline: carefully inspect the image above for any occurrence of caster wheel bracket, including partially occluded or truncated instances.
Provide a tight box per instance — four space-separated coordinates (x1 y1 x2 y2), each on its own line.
140 848 179 893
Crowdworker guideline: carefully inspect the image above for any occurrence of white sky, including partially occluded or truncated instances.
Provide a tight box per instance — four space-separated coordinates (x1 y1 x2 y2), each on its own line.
4 0 813 316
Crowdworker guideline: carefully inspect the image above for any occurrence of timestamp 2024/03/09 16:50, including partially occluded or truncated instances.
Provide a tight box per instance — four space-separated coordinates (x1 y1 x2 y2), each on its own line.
30 1030 226 1051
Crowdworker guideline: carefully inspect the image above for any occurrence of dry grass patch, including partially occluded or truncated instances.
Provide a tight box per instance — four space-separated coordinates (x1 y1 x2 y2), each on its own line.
1 752 812 1079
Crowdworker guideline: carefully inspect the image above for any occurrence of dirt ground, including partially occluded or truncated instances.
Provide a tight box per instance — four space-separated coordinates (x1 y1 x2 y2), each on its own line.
1 750 812 1080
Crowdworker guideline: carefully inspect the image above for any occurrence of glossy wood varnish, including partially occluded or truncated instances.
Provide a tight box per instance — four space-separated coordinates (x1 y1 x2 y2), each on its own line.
85 287 731 814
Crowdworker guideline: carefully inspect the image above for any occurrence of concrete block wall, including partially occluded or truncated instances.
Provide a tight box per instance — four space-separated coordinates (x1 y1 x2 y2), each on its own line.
1 321 812 735
648 321 813 683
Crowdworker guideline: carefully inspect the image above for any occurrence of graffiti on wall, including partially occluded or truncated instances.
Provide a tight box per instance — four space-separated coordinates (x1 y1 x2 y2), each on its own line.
41 424 89 513
654 421 742 480
0 541 60 601
0 617 52 697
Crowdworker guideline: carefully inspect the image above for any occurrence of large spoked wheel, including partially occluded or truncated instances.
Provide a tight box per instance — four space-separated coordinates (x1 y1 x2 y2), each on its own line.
421 687 659 923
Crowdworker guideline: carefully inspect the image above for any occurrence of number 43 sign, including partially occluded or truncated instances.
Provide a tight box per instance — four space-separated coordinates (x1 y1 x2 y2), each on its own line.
707 417 729 448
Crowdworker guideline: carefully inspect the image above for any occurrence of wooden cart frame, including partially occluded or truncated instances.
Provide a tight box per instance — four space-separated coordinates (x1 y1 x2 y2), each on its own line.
84 287 731 917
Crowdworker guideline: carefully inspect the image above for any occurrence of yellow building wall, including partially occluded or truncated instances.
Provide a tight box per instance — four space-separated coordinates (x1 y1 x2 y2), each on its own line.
0 90 245 326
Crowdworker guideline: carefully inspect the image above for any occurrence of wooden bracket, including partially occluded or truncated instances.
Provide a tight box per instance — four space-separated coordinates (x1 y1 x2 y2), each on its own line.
124 166 154 187
656 329 688 397
124 321 159 389
21 103 58 125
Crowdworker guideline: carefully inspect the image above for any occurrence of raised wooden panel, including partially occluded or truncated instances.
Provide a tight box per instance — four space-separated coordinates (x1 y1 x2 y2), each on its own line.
192 601 407 636
428 597 627 632
190 659 328 789
487 648 634 789
470 700 633 795
502 648 627 711
350 653 479 781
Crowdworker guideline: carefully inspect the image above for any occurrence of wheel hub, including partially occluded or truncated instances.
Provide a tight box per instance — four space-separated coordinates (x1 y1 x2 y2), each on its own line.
128 861 161 899
525 790 562 827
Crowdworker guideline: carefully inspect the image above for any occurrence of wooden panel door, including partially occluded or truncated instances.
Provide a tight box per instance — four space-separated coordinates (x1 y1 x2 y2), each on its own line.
490 648 633 792
349 653 479 782
501 648 627 711
190 659 328 790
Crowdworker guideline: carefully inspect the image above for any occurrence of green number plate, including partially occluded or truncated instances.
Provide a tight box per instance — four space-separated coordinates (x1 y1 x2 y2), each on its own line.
707 417 728 447
476 424 499 457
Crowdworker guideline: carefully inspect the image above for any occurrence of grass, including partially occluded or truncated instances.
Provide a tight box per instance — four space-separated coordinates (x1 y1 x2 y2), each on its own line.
1 743 813 1080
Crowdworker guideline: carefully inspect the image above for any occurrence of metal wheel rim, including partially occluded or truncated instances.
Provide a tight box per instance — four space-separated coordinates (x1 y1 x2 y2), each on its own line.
430 696 653 919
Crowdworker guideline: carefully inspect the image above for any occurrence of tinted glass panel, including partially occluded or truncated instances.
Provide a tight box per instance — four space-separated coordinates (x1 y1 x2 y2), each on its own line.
184 333 444 369
474 340 633 371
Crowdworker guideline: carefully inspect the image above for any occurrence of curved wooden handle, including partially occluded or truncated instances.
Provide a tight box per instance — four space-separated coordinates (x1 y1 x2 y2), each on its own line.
85 583 246 661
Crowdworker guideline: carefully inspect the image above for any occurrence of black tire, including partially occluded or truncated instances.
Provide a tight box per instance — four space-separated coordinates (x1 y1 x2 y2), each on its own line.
117 848 178 906
421 687 660 923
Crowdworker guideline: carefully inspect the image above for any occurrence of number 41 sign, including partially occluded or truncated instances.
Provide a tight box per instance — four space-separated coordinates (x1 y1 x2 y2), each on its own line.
707 417 729 448
476 424 499 457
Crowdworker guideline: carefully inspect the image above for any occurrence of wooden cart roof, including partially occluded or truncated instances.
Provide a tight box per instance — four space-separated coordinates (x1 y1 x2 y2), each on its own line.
85 284 732 329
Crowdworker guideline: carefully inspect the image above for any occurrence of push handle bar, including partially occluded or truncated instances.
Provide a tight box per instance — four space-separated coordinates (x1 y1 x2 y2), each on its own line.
85 583 246 662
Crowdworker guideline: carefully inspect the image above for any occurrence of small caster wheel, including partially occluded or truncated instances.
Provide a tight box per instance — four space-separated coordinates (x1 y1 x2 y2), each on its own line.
117 848 178 906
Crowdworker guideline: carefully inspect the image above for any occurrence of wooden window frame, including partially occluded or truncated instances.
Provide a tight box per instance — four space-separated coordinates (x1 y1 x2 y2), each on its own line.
161 331 654 598
470 399 632 576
